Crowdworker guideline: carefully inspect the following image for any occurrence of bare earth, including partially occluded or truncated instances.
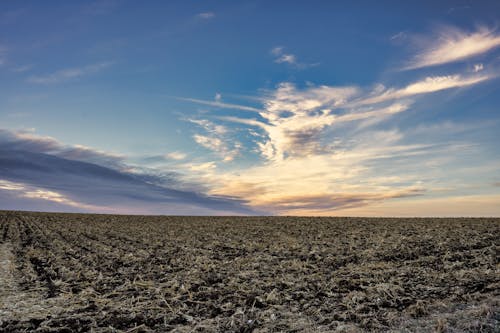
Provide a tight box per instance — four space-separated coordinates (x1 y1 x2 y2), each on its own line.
0 211 498 332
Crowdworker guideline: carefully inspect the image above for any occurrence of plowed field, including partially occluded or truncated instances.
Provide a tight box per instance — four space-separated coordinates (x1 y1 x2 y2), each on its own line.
0 211 498 332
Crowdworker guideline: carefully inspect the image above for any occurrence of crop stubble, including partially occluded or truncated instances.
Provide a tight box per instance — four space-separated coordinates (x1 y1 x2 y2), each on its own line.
0 211 498 332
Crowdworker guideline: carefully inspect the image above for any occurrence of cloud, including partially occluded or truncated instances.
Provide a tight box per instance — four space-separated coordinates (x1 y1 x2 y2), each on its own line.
0 128 206 194
166 151 187 160
27 62 113 84
254 189 424 213
197 12 215 19
473 63 484 72
179 97 262 113
339 194 500 217
276 54 297 65
184 70 490 167
357 74 490 105
220 82 412 161
270 46 318 69
190 120 241 162
194 135 225 154
215 92 222 102
405 26 500 69
0 179 106 212
0 128 125 170
272 46 296 64
178 57 494 214
390 31 407 41
204 146 429 215
0 147 257 215
189 119 228 135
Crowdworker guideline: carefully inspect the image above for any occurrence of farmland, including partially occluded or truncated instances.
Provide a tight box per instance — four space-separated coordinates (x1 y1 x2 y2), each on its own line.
0 211 498 332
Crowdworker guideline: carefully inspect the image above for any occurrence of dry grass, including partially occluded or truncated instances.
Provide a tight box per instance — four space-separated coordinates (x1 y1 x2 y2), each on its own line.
0 211 498 332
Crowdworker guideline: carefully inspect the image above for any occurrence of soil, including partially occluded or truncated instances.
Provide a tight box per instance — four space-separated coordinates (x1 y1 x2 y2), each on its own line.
0 211 498 332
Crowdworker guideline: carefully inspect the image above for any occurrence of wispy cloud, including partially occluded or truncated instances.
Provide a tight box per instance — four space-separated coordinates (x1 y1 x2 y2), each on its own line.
405 26 500 69
271 46 297 64
357 73 490 105
190 120 241 162
193 134 239 162
390 31 407 41
254 189 425 213
179 97 262 113
0 179 104 211
166 151 187 160
271 46 318 69
27 62 113 84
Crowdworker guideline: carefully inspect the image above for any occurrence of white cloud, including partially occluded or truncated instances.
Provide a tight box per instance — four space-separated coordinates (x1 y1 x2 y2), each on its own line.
276 54 297 65
402 75 487 94
194 134 223 151
166 151 187 160
186 161 217 173
390 31 407 41
0 179 101 210
179 97 262 113
189 119 228 135
27 62 113 84
190 120 240 162
406 26 500 69
357 74 490 105
473 63 484 72
0 180 24 191
271 47 283 56
270 46 318 69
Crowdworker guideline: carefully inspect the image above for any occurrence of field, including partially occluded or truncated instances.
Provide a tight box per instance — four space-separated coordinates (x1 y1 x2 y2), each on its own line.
0 211 498 332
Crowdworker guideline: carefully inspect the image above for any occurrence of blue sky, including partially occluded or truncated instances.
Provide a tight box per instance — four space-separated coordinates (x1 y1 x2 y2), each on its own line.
1 0 500 215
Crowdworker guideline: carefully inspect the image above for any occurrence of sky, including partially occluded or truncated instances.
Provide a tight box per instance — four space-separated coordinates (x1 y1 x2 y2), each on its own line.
1 0 500 216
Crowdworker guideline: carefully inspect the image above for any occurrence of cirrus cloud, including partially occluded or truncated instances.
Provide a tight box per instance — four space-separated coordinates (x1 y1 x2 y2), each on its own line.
27 62 113 84
405 26 500 69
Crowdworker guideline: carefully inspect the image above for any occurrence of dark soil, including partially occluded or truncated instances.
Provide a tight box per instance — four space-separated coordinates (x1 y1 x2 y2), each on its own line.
0 211 498 332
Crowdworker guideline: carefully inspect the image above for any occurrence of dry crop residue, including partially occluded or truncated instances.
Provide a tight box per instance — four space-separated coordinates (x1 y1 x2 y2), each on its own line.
0 211 499 332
